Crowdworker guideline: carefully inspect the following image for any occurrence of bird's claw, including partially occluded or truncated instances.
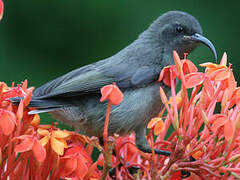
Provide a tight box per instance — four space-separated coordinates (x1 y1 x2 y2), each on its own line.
109 163 140 179
180 170 191 178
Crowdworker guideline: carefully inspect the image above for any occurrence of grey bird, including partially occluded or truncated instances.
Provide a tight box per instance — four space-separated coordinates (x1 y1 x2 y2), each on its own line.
11 11 217 156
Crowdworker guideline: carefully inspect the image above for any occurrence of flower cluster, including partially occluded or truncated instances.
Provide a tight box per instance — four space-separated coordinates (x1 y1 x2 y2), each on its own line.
98 51 240 179
146 51 240 179
2 2 240 179
1 53 240 179
0 81 103 179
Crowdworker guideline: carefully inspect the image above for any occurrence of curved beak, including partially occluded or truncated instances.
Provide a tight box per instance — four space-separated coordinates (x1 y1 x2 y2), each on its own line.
190 33 218 61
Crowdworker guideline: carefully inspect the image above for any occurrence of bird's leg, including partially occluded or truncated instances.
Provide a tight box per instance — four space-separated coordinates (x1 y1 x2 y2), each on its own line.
107 128 192 178
100 136 145 178
107 128 171 179
135 127 191 178
135 127 171 156
109 128 171 179
99 137 139 179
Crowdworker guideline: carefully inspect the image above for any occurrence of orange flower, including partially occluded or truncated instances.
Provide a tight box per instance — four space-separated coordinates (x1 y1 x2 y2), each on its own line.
168 90 183 110
200 53 233 83
210 114 235 141
37 127 70 155
147 117 165 135
30 114 40 127
14 135 46 162
192 150 204 160
199 52 227 77
100 82 123 105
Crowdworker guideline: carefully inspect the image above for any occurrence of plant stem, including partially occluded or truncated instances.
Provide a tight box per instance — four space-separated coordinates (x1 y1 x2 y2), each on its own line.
103 102 111 151
101 102 112 180
2 153 24 179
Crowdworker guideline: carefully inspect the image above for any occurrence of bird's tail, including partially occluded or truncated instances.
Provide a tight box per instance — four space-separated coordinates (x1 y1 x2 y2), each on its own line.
10 97 24 105
10 97 62 114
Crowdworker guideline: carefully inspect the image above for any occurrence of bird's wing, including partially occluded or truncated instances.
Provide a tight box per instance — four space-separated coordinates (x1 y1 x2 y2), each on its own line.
33 61 160 99
33 62 114 98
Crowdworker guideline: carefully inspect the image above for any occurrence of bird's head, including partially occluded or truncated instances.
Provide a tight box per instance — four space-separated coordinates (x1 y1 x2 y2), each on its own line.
149 11 217 60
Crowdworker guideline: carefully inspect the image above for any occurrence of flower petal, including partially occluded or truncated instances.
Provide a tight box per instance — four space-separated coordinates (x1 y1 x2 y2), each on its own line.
16 100 24 121
228 70 237 93
40 135 50 147
100 83 123 105
23 90 33 107
203 76 214 98
154 119 164 135
160 87 168 105
159 67 171 87
33 138 46 162
0 147 2 167
192 150 203 160
0 110 16 135
31 114 40 127
147 117 161 129
215 69 230 81
51 137 65 155
75 157 88 179
100 85 113 102
0 0 4 21
224 119 234 141
60 158 77 177
108 85 124 105
59 139 68 149
53 130 70 139
14 137 34 153
211 116 228 132
220 52 227 66
182 59 198 74
185 72 204 88
199 62 219 68
37 128 50 136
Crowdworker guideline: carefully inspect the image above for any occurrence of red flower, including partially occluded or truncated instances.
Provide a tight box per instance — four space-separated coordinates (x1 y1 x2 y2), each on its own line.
100 82 123 105
0 0 4 21
182 59 198 74
59 144 92 179
159 65 178 87
159 51 198 87
115 134 141 164
14 135 46 162
184 72 205 88
100 82 124 151
0 109 16 135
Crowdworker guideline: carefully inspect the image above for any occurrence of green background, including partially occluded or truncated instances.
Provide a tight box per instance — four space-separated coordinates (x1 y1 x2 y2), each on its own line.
0 0 238 124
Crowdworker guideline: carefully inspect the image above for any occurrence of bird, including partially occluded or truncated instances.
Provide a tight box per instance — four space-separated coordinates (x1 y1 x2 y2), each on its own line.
11 11 217 156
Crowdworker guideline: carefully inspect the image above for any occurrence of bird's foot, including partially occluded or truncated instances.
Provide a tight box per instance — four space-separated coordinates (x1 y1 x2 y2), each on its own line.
109 163 139 179
108 150 193 179
137 144 171 156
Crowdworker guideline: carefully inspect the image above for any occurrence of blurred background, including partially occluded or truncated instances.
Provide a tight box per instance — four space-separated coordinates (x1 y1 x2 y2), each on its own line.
0 0 238 124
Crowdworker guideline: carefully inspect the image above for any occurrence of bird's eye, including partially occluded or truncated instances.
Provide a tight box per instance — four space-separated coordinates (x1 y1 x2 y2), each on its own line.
176 25 184 33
